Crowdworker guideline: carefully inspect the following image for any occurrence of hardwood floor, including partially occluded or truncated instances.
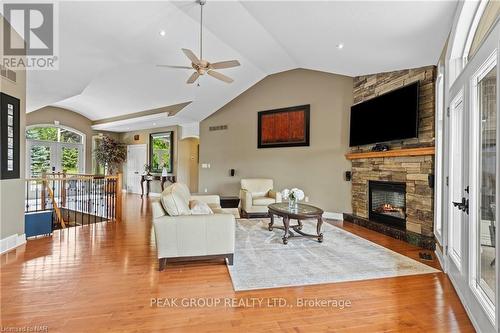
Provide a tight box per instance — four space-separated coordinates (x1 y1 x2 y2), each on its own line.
1 194 474 332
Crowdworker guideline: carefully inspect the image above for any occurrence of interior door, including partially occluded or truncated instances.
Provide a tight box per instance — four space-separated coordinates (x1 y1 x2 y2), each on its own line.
126 144 147 194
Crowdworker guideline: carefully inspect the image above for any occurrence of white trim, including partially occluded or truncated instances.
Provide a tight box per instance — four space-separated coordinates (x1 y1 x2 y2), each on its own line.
25 124 86 175
463 0 488 62
448 89 465 272
0 233 26 254
434 66 445 245
468 48 497 325
323 211 343 221
435 247 446 273
448 271 482 333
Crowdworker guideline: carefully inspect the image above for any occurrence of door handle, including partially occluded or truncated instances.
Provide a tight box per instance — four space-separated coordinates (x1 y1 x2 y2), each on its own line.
452 197 469 214
134 172 139 174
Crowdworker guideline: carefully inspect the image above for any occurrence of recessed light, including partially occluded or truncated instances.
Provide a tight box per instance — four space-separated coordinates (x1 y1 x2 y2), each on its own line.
159 30 166 37
336 43 344 50
153 123 157 126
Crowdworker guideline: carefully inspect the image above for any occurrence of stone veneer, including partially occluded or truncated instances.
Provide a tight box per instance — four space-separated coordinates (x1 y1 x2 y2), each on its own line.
351 156 434 237
350 66 436 238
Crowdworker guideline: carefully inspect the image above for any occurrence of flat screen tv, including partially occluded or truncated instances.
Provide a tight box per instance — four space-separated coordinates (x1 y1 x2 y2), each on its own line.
349 82 419 147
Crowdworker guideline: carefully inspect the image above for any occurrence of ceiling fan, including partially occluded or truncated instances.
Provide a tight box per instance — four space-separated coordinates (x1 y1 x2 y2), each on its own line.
157 0 240 84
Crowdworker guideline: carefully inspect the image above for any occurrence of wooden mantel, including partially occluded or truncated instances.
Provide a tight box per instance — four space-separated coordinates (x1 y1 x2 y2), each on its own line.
345 147 435 160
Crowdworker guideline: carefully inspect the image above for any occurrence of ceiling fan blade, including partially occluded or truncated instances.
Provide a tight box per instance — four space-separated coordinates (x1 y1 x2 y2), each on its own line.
182 48 200 65
156 65 192 69
186 72 200 84
208 70 233 83
210 60 241 70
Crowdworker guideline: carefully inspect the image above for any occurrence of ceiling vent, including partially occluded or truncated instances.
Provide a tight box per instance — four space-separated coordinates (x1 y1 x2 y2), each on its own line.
209 125 228 132
0 65 17 83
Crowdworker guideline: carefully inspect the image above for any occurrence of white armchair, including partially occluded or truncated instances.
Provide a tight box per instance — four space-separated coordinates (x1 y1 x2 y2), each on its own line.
239 179 282 217
152 183 235 270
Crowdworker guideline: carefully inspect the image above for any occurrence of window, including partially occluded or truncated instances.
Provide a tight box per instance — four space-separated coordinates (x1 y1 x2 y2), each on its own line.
26 125 84 177
150 132 173 174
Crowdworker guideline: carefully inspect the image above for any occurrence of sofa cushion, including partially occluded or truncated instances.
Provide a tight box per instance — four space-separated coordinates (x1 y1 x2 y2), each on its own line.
189 200 214 215
252 196 276 206
160 183 191 216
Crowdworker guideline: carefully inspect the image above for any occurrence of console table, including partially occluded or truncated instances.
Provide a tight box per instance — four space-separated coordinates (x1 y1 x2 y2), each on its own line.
141 175 176 198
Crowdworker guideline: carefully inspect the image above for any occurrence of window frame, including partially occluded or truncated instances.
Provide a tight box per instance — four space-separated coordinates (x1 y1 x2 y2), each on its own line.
25 124 86 176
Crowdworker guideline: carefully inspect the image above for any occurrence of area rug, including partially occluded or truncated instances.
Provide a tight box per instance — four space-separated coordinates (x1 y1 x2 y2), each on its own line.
227 219 439 291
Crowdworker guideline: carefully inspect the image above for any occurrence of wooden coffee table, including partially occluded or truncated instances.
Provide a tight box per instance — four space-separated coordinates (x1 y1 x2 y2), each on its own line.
268 203 324 244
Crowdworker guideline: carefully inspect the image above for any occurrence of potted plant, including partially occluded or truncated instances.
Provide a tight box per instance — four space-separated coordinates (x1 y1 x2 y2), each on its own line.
94 135 127 175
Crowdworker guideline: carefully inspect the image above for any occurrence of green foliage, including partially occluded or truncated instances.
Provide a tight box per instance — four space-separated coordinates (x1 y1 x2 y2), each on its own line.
151 135 171 172
26 127 58 141
30 146 51 177
62 147 79 173
93 135 126 175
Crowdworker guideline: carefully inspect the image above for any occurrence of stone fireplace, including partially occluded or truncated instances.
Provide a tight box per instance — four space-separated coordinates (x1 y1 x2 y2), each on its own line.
344 65 436 250
368 181 406 228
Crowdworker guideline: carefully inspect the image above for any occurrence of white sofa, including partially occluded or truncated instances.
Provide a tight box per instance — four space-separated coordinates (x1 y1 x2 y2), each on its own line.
152 183 235 271
239 178 282 217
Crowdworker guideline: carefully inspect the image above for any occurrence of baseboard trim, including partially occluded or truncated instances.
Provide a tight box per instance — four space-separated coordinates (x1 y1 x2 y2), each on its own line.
447 271 481 333
434 247 446 273
0 233 26 254
323 211 343 220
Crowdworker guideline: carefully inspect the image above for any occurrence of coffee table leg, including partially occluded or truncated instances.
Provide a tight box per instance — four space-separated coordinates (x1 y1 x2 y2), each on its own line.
297 219 303 230
282 216 290 244
268 213 274 231
317 217 324 242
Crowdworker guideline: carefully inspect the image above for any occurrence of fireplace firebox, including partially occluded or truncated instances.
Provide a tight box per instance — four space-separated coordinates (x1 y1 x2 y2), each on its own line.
368 181 406 228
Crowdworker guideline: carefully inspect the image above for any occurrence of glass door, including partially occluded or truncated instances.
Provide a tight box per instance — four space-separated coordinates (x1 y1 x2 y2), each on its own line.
28 141 53 178
445 26 498 332
59 143 83 175
470 50 497 320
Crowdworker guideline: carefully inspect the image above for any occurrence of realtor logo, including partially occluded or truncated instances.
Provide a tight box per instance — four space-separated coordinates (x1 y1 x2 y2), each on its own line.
2 2 59 70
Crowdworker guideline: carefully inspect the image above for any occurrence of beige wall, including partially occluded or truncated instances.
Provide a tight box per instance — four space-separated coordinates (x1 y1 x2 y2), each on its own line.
0 17 26 240
199 69 353 213
119 126 179 193
26 106 95 173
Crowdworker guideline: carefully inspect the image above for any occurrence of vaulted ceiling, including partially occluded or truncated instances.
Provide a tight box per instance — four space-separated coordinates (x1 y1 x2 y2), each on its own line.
25 1 457 132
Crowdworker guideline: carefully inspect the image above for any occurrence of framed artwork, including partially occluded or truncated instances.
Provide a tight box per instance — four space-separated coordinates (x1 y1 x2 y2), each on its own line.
0 92 20 179
258 104 310 148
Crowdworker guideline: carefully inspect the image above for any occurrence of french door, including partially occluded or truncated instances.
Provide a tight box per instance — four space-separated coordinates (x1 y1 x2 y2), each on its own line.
27 140 84 177
445 23 498 332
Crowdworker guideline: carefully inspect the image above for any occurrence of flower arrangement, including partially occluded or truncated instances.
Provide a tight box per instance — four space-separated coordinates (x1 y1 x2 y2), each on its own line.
281 188 305 209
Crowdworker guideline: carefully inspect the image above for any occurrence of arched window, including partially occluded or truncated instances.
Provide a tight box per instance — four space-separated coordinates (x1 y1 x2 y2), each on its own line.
448 1 496 85
26 125 85 177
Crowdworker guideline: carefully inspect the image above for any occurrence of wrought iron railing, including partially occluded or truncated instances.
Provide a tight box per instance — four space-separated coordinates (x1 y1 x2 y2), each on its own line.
25 172 122 229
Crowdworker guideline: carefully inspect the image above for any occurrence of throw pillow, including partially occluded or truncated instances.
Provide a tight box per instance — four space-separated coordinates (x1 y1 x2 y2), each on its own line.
189 200 214 215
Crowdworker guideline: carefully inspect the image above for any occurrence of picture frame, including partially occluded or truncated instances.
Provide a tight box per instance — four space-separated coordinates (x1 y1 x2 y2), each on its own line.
257 104 310 148
0 92 20 179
